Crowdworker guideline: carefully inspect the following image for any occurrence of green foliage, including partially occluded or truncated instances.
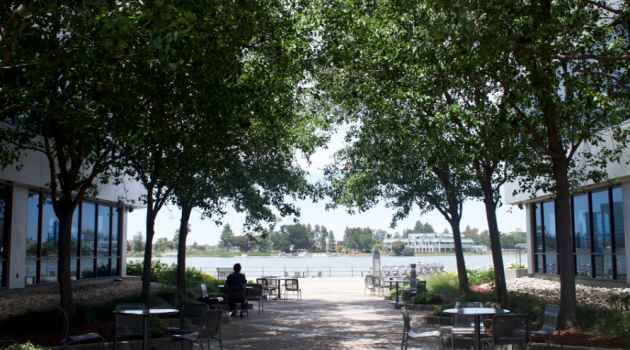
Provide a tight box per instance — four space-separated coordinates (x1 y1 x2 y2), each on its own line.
391 241 405 256
149 316 167 337
126 260 219 290
0 342 48 350
608 293 630 311
466 267 495 289
401 247 415 256
505 261 527 269
426 273 460 299
409 292 444 305
433 303 455 316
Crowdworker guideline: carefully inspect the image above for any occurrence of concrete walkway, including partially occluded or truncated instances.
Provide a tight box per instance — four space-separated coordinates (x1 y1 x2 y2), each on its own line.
212 278 444 350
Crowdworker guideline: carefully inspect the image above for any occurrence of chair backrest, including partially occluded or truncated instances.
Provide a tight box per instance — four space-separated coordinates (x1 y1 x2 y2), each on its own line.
372 275 381 287
365 275 374 289
491 314 530 345
400 307 411 333
180 303 210 332
226 286 246 303
247 284 263 298
59 308 70 344
256 278 268 289
416 280 427 293
199 309 222 339
200 284 208 298
541 304 560 333
285 279 299 291
115 303 147 335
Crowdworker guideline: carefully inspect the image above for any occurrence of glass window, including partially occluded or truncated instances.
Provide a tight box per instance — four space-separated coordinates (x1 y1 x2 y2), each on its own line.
26 194 39 259
98 205 111 257
112 208 119 258
576 254 592 277
573 194 591 252
546 253 558 275
592 190 611 253
71 207 79 257
616 254 626 281
97 258 110 277
543 201 556 253
534 203 543 252
594 254 613 279
81 203 95 257
612 187 624 253
0 185 7 287
536 254 544 273
80 257 94 279
40 196 58 258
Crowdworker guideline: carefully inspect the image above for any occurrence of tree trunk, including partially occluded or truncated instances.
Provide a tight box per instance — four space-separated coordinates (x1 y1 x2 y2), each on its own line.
447 201 470 294
553 158 578 328
56 199 78 324
176 203 193 296
141 197 156 304
480 180 508 307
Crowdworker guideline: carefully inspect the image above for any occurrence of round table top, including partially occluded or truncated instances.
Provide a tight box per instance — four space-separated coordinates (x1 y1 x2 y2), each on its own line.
116 308 179 315
443 307 510 316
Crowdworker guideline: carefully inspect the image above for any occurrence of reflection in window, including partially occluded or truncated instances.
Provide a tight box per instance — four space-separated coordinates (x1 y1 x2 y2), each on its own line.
23 192 121 284
534 203 543 253
40 196 58 258
592 190 610 253
81 203 95 257
613 188 624 253
0 186 7 288
573 194 590 252
617 253 627 281
543 201 556 253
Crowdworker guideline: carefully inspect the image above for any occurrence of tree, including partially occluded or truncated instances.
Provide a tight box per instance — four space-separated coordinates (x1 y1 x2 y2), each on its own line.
413 221 435 233
430 0 630 326
0 2 160 321
220 224 235 252
391 241 406 256
232 235 252 253
132 232 145 253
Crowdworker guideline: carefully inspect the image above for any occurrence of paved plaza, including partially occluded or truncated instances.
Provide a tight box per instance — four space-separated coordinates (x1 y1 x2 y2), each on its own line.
207 278 443 350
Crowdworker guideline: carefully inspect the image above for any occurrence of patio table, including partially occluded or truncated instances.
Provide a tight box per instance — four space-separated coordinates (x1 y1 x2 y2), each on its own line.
387 279 409 304
114 308 178 350
443 307 510 350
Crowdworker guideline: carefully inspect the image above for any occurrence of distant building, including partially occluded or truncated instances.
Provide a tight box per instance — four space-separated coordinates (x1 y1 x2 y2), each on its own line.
382 232 476 253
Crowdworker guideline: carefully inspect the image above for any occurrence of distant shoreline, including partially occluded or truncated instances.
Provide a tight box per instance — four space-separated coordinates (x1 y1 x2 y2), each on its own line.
125 251 493 258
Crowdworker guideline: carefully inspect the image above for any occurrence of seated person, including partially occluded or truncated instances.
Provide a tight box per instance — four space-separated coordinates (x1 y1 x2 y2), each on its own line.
225 263 247 317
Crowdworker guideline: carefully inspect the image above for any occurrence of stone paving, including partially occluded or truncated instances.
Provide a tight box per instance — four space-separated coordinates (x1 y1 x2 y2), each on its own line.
214 278 445 349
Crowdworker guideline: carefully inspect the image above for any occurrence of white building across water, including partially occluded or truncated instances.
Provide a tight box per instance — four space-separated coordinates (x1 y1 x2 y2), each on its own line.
383 232 477 253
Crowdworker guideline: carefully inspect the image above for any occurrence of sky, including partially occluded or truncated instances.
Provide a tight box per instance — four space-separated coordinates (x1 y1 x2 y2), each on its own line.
127 130 526 246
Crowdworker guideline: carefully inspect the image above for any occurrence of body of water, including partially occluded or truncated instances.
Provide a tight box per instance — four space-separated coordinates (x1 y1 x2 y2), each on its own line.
127 253 527 279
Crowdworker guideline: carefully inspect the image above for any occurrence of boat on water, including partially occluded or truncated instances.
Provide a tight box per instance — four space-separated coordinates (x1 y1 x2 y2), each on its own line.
297 250 308 257
241 253 248 257
312 253 329 257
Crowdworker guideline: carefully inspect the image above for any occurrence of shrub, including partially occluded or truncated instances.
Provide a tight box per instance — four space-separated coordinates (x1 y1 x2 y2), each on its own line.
505 261 527 269
466 267 495 288
433 303 454 316
126 260 219 291
1 342 48 350
409 292 444 305
402 247 415 256
426 273 460 299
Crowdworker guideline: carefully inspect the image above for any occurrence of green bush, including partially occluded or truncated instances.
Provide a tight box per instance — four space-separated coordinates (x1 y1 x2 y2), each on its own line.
402 247 415 256
409 292 443 305
1 341 48 350
126 260 219 291
466 267 495 287
433 303 454 316
426 273 460 299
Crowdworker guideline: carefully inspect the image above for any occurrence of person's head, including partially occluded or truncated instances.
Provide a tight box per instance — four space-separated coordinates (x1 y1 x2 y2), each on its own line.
233 263 242 273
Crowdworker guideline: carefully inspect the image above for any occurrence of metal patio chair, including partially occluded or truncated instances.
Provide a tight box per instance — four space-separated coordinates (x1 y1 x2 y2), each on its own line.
257 278 277 299
170 309 223 350
485 314 530 350
162 303 209 349
247 283 264 314
364 275 376 296
531 304 562 350
284 278 302 301
59 308 104 350
401 307 443 350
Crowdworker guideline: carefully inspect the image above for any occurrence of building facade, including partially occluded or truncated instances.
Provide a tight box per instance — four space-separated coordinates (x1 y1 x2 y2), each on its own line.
383 232 477 253
0 139 145 291
505 124 630 285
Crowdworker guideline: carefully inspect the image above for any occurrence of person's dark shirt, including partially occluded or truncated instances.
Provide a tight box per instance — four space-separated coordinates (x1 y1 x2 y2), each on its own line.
225 272 246 287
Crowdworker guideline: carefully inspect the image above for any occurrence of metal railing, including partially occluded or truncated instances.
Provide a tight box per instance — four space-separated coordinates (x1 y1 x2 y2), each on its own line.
199 266 372 280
